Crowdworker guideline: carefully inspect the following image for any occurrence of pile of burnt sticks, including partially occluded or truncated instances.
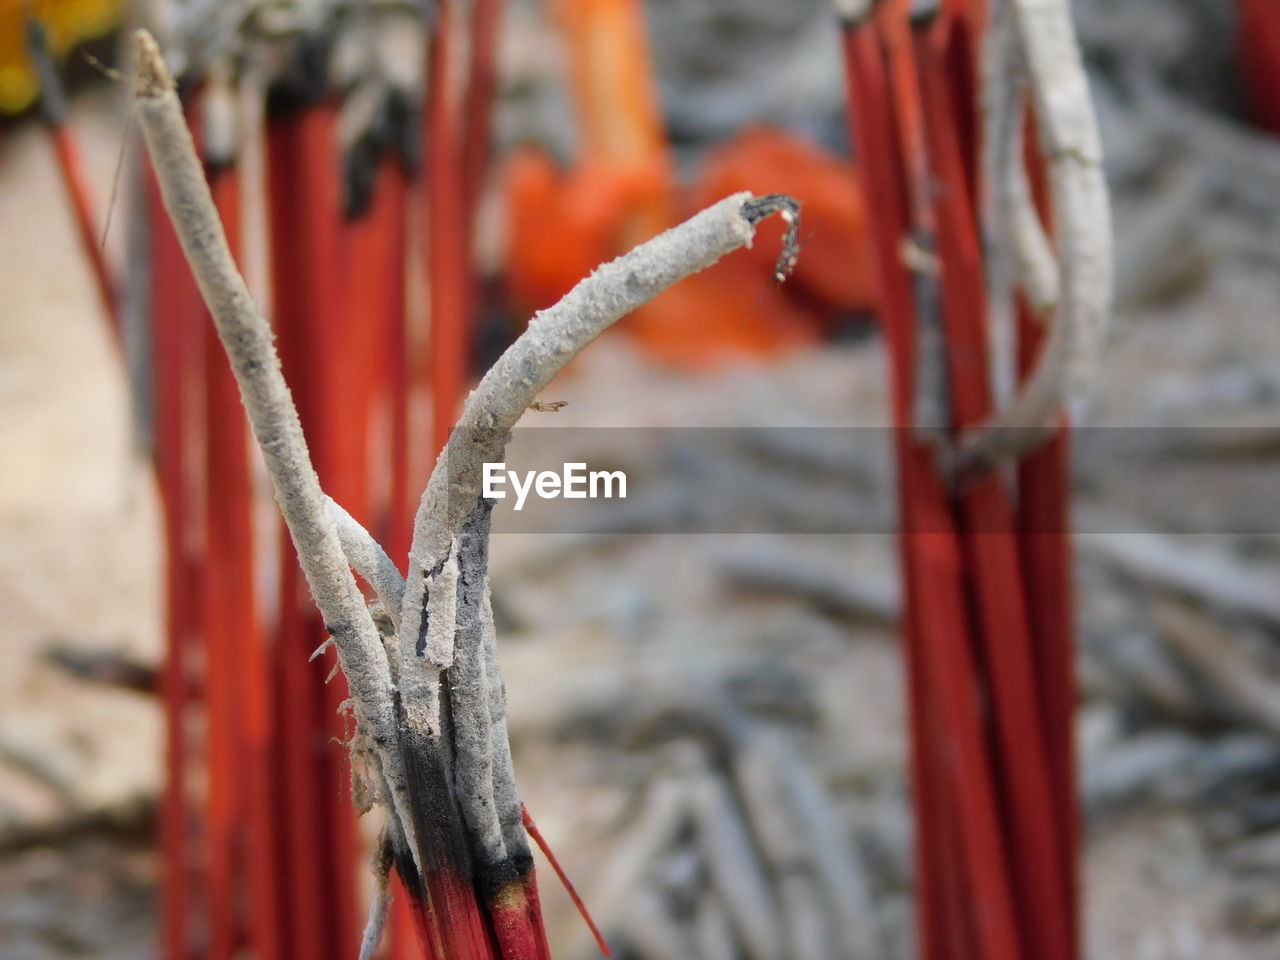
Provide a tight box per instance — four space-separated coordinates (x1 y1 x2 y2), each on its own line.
838 1 1110 958
131 12 801 960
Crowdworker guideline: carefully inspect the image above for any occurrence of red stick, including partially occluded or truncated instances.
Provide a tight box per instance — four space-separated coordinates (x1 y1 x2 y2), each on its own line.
522 807 610 957
351 161 411 560
461 0 503 217
840 26 949 958
1016 112 1079 944
489 873 554 960
149 161 201 960
1015 303 1077 932
841 15 1023 960
267 103 354 960
915 13 1072 958
203 139 290 960
24 19 120 338
51 129 120 337
385 247 413 559
426 1 471 451
200 131 246 960
399 740 502 958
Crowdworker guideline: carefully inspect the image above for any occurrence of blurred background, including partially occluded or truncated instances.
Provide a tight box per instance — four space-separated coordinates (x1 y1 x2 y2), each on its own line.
3 0 1280 957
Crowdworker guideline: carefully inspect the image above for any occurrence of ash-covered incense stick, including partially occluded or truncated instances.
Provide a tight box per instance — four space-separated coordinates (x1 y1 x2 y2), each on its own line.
135 24 802 959
951 0 1111 478
396 190 800 731
133 28 419 865
400 191 799 647
326 495 407 630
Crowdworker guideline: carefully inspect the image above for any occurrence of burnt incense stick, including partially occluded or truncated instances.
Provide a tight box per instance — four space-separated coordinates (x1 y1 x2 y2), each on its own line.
136 24 803 958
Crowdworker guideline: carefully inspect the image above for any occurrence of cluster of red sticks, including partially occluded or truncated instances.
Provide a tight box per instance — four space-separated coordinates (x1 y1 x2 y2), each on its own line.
30 2 592 957
840 12 1280 953
840 3 1078 958
144 3 598 956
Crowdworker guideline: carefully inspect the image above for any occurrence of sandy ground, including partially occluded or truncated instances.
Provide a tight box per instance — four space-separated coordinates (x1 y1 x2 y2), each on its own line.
0 86 161 838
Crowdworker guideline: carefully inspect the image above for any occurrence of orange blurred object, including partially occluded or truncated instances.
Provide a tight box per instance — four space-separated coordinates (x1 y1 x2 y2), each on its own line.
502 0 872 366
504 126 877 365
690 127 877 316
554 0 675 244
504 146 669 313
629 253 819 366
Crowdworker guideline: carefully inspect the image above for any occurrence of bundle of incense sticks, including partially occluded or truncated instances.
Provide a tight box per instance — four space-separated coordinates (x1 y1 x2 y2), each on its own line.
138 19 797 960
23 1 613 954
839 0 1108 956
133 3 507 956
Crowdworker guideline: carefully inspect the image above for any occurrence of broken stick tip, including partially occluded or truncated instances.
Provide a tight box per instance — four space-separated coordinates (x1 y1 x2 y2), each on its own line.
740 193 801 284
134 29 174 99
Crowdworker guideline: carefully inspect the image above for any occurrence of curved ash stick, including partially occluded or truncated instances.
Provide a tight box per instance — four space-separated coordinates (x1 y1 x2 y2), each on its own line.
980 0 1029 406
132 30 421 866
396 192 799 716
1014 0 1111 408
449 501 507 866
954 0 1109 477
982 1 1061 326
325 495 407 630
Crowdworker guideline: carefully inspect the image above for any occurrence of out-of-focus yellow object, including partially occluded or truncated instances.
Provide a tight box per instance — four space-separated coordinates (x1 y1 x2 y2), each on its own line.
0 0 121 114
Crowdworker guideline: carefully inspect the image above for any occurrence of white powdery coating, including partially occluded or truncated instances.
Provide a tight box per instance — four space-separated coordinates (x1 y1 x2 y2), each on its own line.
449 507 506 866
397 193 758 693
482 590 527 859
980 0 1023 408
325 496 406 631
979 0 1062 418
423 545 459 669
132 29 419 868
1008 157 1061 317
395 541 455 734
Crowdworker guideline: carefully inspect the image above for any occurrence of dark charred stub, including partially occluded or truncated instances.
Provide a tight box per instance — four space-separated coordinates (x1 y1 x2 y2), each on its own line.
394 687 494 955
452 501 547 952
415 551 448 658
390 496 544 956
741 193 802 282
265 28 332 116
395 690 474 880
341 89 419 220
